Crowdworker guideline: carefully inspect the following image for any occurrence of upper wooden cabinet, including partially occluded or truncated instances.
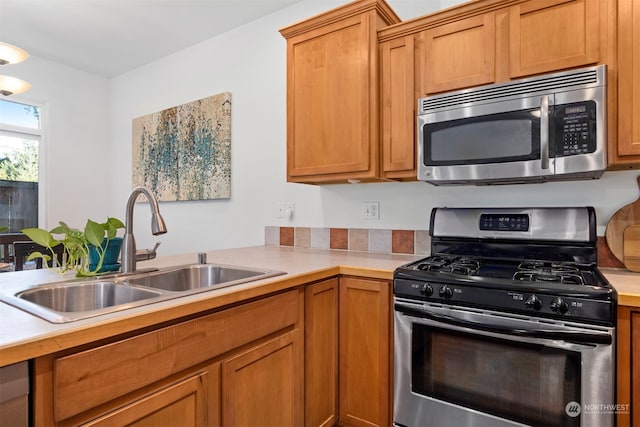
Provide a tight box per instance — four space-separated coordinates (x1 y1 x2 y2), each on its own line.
417 13 496 95
280 0 400 183
611 0 640 167
380 35 416 180
508 0 600 78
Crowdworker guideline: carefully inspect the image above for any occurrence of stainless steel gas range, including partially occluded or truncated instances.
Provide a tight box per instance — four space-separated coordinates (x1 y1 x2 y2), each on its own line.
393 207 616 427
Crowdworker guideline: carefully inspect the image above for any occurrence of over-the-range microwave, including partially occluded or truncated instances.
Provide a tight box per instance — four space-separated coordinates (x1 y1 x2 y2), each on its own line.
417 65 607 185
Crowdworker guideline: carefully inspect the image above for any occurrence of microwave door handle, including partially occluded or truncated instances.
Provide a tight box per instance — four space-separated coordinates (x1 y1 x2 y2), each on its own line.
540 95 550 170
395 304 611 345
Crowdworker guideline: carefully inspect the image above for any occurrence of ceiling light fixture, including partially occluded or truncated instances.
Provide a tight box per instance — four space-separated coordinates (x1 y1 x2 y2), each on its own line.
0 42 29 65
0 75 32 96
0 42 31 96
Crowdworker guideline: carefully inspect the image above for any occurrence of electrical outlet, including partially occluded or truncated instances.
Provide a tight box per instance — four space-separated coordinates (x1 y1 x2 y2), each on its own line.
362 201 379 220
278 203 295 220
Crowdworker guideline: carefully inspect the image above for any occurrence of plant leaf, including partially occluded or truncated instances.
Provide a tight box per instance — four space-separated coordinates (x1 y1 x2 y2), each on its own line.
21 228 55 247
84 219 104 247
27 251 51 262
104 217 125 240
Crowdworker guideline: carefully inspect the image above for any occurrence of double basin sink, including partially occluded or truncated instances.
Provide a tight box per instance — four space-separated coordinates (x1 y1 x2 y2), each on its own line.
0 263 285 323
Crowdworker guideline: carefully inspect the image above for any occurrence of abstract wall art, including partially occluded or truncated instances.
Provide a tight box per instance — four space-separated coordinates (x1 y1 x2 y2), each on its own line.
132 92 231 201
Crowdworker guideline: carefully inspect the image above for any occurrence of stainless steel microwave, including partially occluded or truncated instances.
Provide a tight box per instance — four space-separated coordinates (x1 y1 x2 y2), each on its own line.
417 65 607 185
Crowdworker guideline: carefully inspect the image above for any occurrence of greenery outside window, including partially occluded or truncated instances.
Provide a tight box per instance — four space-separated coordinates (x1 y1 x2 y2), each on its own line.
0 99 41 232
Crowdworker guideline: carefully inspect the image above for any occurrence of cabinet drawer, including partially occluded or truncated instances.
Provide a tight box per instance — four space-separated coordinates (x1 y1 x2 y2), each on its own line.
52 290 299 421
82 371 209 427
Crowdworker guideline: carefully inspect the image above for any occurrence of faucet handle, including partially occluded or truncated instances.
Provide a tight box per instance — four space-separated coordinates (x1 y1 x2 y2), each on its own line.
135 241 162 262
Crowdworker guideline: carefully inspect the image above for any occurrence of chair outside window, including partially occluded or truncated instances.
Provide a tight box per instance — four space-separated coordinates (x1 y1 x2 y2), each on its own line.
13 241 65 271
0 233 27 264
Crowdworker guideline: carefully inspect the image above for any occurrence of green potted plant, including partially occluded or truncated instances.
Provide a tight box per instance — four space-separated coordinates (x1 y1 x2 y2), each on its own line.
21 217 125 277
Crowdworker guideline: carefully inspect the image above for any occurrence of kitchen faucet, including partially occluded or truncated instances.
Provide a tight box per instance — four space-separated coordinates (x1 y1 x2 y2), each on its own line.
121 186 167 274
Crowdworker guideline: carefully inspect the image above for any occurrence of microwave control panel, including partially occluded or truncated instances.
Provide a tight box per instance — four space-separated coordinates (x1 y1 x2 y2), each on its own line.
554 100 596 157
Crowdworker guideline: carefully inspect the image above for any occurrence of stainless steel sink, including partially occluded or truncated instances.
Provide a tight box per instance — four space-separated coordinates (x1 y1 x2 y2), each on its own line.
10 281 164 323
17 282 163 312
128 264 274 291
0 263 285 323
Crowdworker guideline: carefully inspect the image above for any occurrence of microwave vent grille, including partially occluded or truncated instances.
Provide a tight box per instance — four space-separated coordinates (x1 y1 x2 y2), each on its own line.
421 66 603 112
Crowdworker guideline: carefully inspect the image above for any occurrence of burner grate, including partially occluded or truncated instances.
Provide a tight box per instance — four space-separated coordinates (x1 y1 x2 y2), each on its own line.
513 261 585 285
416 256 480 276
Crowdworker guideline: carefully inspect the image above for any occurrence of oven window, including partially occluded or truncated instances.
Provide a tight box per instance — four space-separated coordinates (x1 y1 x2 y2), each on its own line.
423 109 541 166
412 325 581 427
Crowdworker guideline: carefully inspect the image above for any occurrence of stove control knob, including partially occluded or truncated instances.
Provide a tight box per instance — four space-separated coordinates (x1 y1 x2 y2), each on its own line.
525 295 542 311
439 285 453 300
420 284 433 297
550 298 569 314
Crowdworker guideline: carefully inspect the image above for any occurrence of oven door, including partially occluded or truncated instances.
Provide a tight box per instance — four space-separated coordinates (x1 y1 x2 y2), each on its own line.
417 95 553 184
393 298 615 427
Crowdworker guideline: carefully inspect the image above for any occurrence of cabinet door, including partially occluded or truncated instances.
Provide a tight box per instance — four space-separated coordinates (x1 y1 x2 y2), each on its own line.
285 15 375 182
305 278 339 427
339 277 390 427
418 13 495 95
82 372 210 427
509 0 599 78
633 312 640 427
380 36 416 180
615 0 640 163
222 330 303 427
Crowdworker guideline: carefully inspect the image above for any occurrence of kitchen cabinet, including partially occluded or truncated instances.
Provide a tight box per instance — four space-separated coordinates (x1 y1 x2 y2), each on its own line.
416 13 495 95
611 0 640 167
304 276 391 427
379 0 632 173
508 0 600 78
82 371 212 427
617 306 640 427
304 278 339 427
279 0 400 184
380 35 416 179
33 290 302 426
339 276 391 427
222 330 302 426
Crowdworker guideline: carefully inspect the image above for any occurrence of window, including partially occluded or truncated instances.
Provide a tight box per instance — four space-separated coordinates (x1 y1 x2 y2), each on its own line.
0 99 41 232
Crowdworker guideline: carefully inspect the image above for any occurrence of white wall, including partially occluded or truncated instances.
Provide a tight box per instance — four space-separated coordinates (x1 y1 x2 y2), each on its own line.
5 0 636 260
8 55 113 231
100 0 637 256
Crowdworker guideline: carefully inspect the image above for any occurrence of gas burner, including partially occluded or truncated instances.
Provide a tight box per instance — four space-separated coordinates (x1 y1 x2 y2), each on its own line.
513 271 585 285
517 261 580 275
513 265 585 285
416 256 481 276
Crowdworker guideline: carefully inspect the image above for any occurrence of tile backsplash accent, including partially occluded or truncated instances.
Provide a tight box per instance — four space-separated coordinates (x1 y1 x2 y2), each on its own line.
265 226 430 256
266 227 616 265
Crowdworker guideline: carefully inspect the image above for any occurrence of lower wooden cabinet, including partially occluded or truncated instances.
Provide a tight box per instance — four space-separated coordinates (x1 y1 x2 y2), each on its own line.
305 278 339 427
82 370 213 427
304 276 391 427
617 306 640 427
339 276 390 427
33 290 302 427
222 330 303 426
32 276 393 427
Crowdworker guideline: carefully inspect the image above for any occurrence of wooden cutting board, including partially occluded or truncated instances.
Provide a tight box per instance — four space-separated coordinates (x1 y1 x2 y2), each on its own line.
605 175 640 263
623 225 640 272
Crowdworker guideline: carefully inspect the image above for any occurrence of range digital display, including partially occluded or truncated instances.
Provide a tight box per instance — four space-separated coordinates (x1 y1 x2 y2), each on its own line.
479 214 529 232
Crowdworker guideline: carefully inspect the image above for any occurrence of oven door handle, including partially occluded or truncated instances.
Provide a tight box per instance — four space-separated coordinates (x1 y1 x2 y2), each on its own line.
395 304 612 345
